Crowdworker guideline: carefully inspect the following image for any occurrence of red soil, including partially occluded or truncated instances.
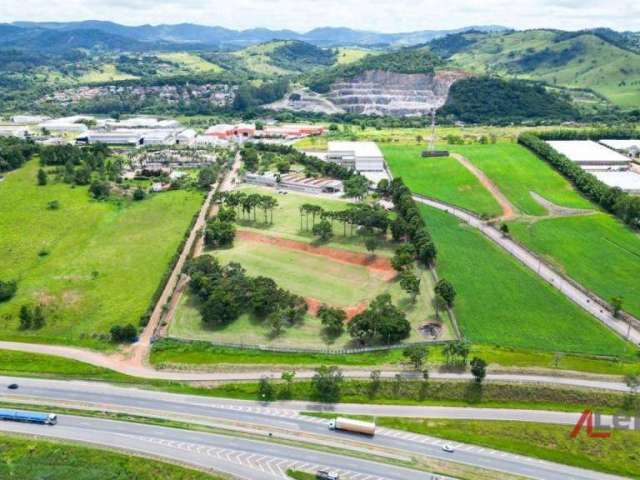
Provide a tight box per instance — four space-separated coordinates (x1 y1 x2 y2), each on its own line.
236 230 397 281
305 297 368 321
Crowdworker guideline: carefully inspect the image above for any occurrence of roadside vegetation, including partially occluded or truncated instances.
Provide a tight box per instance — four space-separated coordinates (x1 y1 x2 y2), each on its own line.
0 434 223 479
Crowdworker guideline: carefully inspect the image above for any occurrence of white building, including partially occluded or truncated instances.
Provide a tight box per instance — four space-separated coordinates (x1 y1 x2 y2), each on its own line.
0 126 29 138
77 130 143 146
176 129 197 146
327 141 385 172
39 115 95 133
244 171 343 194
600 139 640 158
142 129 178 146
11 115 49 125
590 171 640 194
195 135 228 146
546 140 630 166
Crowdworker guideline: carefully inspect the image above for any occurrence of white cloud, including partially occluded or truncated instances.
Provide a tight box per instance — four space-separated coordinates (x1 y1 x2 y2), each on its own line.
1 0 638 32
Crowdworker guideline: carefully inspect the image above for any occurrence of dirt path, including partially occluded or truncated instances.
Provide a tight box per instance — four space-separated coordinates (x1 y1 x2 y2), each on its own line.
236 230 397 281
450 152 517 220
122 153 242 368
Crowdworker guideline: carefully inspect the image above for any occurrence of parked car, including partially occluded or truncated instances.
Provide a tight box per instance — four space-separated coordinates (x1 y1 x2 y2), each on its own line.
316 470 339 480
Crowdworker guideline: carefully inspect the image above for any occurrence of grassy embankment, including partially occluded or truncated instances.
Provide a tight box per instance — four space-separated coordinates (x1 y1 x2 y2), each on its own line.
0 160 203 348
0 434 224 479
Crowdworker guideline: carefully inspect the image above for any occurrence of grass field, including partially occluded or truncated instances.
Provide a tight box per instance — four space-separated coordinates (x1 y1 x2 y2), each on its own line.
157 52 223 74
509 213 640 319
334 48 372 65
234 185 394 254
382 144 502 217
76 63 138 83
0 161 203 348
0 434 221 479
170 241 445 348
371 418 640 479
419 204 631 356
449 143 594 215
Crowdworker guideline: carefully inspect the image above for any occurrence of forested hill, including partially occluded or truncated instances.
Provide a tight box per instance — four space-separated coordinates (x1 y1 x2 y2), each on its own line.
307 46 444 93
428 29 640 108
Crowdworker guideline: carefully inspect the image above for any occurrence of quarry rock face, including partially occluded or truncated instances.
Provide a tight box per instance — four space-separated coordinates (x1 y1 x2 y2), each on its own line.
327 70 467 117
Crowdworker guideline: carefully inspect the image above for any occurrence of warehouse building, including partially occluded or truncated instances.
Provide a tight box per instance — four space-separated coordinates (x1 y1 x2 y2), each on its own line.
0 126 29 138
591 170 640 194
11 115 49 125
244 171 343 194
176 129 197 146
600 139 640 159
327 141 385 172
77 130 143 146
546 140 630 166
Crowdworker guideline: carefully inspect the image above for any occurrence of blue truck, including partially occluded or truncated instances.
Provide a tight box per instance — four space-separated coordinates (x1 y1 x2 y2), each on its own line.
0 409 57 425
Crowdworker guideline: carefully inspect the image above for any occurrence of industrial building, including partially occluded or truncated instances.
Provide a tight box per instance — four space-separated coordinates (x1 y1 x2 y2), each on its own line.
11 115 49 125
254 124 325 139
0 126 29 138
600 139 640 158
205 123 256 140
326 141 385 172
244 171 343 194
176 129 197 146
546 140 630 166
39 116 97 133
77 130 143 146
590 171 640 194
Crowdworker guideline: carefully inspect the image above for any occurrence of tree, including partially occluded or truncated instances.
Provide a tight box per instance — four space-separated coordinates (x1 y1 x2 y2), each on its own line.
312 219 333 242
267 310 285 337
435 279 456 307
376 178 390 197
280 370 296 399
391 244 415 272
32 305 46 329
201 288 242 326
364 236 380 257
348 294 410 346
258 376 274 402
368 370 382 397
499 223 509 236
399 271 420 303
37 168 48 186
198 167 218 189
204 219 236 249
470 357 487 384
18 305 32 330
625 374 640 396
611 295 624 318
344 175 369 199
110 324 138 343
89 180 110 200
311 365 343 403
0 280 17 303
318 305 347 338
433 294 448 321
133 187 146 201
403 344 429 370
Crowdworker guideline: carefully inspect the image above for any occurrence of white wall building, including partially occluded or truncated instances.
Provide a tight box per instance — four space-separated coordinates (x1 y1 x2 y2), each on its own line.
591 171 640 194
600 139 640 158
176 129 197 146
326 141 385 172
78 130 143 146
0 126 29 138
546 140 630 166
11 115 49 125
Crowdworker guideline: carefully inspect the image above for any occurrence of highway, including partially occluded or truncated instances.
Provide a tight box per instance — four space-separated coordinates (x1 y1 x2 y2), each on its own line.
0 376 625 480
413 194 640 345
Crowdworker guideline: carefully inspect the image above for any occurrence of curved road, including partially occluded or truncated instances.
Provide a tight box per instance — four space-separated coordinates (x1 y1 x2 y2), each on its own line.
0 375 626 480
414 194 640 345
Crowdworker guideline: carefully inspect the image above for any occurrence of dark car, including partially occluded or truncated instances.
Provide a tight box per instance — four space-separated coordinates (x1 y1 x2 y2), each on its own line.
7 384 18 390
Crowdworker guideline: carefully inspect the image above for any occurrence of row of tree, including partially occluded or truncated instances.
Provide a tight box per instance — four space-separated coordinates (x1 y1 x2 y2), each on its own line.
519 133 640 229
221 191 279 224
0 137 38 173
186 256 308 336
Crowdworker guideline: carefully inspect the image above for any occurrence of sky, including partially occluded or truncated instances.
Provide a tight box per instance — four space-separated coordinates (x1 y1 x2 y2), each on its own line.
1 0 638 32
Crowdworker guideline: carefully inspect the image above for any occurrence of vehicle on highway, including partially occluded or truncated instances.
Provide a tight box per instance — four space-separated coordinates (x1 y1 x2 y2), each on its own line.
7 383 18 390
328 417 376 436
316 469 340 480
442 443 455 453
0 408 57 425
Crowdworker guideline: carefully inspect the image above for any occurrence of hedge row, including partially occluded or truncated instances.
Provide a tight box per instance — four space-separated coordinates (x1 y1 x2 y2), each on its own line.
390 177 437 266
518 133 640 229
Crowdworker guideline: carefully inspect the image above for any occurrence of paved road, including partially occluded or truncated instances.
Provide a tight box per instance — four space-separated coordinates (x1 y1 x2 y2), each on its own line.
414 194 640 345
0 415 443 480
0 376 625 480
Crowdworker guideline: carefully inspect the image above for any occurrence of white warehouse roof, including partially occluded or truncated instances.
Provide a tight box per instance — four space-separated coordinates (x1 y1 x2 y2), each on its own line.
591 170 640 193
328 141 383 158
546 140 629 164
599 139 640 152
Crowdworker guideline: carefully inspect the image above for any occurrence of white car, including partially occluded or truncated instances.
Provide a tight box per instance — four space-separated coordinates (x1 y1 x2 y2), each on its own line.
442 443 455 453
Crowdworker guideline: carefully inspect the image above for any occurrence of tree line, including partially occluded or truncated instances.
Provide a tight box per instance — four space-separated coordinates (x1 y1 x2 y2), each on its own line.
0 137 38 173
519 132 640 229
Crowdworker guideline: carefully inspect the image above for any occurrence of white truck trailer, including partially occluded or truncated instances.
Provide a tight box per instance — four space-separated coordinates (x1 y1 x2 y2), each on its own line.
328 417 376 436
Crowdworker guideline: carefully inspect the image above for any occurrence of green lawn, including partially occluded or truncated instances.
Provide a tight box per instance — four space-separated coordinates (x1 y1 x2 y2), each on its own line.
509 213 640 319
372 418 640 479
234 185 394 254
0 161 203 348
449 143 593 215
76 63 138 83
157 52 223 74
381 144 502 217
170 240 446 348
0 434 222 479
419 204 631 356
